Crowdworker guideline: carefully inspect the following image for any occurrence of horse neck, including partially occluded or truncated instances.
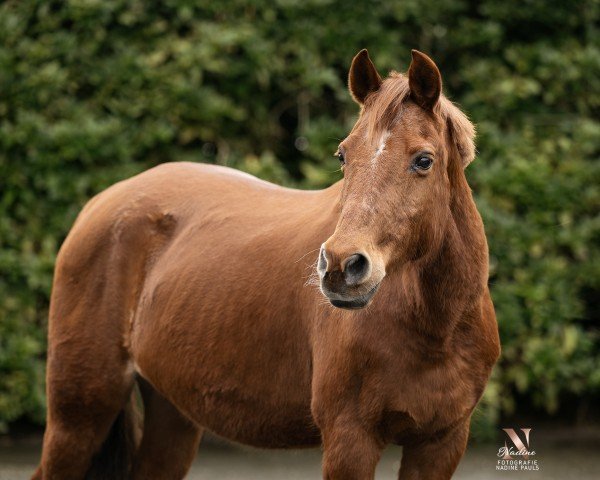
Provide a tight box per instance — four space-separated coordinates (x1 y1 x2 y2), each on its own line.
387 165 488 342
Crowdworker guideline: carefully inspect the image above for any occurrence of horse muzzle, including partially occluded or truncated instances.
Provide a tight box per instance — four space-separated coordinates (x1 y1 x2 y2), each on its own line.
322 282 381 310
316 243 385 309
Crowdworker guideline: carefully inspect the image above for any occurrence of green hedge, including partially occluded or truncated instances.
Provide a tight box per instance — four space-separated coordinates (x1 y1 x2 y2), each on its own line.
1 0 598 438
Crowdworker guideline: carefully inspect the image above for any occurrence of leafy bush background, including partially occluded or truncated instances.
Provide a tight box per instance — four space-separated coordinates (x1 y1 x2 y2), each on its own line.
0 0 598 438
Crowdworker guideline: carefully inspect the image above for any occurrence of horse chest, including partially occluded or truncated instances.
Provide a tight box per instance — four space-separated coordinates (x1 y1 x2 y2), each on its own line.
312 332 480 441
380 351 480 436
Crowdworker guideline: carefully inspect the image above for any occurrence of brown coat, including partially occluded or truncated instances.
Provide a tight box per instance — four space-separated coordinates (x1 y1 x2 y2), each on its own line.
34 50 500 480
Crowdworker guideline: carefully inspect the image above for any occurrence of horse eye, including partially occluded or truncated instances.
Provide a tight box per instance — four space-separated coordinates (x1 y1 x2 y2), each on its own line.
338 151 346 166
414 155 433 171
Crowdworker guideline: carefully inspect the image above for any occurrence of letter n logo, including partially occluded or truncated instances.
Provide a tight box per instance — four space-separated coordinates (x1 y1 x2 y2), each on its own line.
502 428 531 459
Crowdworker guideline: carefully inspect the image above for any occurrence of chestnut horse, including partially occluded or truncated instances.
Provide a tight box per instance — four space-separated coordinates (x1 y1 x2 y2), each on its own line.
34 49 499 480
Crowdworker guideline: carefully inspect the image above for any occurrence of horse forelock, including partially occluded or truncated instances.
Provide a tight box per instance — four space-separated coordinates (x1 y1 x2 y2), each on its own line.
360 72 476 167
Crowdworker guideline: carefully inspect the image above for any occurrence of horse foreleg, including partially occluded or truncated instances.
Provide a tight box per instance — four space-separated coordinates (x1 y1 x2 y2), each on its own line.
398 418 470 480
320 418 383 480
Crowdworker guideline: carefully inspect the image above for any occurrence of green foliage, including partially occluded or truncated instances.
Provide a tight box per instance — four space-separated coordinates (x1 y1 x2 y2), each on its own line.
0 0 598 436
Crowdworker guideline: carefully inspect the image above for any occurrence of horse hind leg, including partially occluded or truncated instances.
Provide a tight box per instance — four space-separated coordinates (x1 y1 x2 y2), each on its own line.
132 377 203 480
34 251 142 478
33 184 184 479
34 341 137 480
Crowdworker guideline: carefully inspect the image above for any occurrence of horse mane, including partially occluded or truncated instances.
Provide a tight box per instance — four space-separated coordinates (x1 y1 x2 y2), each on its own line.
361 72 476 167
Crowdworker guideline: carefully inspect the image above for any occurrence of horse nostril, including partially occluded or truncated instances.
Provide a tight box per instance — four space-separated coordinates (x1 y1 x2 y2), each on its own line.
343 253 370 286
318 246 329 275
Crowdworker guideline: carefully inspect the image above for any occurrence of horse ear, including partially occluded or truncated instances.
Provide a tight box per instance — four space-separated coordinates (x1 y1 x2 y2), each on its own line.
408 49 442 111
348 49 382 105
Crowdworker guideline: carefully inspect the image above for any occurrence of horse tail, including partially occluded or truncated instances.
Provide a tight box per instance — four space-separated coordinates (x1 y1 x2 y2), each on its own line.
85 390 141 480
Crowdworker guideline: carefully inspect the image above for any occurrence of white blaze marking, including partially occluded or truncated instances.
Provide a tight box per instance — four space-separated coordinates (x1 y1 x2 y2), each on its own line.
360 131 389 209
371 131 390 168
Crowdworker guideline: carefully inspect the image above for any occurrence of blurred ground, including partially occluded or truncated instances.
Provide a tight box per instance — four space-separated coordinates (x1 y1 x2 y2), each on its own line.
1 429 599 480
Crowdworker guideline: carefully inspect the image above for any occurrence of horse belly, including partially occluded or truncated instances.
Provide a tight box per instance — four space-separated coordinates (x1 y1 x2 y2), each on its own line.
135 352 320 448
131 275 321 448
181 382 321 448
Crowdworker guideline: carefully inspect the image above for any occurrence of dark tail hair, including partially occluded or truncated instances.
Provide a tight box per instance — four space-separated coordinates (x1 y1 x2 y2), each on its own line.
85 392 141 480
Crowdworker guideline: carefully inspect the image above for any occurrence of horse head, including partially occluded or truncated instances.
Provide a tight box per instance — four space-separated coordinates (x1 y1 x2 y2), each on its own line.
318 49 475 309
